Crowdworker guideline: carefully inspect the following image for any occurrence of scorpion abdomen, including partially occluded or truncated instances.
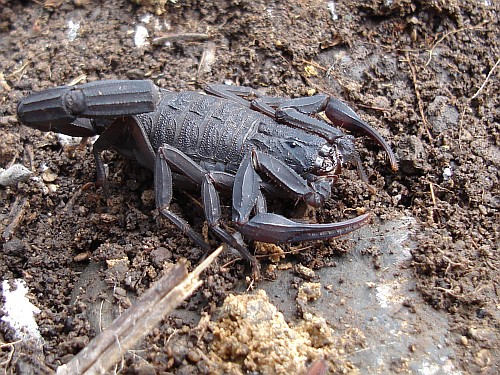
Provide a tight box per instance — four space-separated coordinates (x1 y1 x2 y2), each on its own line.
144 91 272 173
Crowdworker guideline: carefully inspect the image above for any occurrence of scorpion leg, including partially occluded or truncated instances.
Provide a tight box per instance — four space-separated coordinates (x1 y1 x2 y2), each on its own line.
155 148 211 252
92 117 156 188
205 84 289 118
256 95 342 141
89 117 212 254
157 145 261 274
202 175 262 278
206 86 397 173
233 150 370 244
204 84 264 108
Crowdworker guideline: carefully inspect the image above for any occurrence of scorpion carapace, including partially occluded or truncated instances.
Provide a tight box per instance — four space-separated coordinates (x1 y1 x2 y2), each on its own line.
18 80 397 277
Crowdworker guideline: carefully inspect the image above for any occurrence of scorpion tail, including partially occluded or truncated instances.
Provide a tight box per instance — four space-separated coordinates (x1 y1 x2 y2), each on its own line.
18 80 160 137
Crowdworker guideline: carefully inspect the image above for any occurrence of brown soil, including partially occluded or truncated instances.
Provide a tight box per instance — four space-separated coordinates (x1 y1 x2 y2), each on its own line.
0 0 498 373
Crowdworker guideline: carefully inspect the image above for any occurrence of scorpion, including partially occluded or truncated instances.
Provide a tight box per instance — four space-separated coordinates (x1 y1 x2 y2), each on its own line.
17 80 397 276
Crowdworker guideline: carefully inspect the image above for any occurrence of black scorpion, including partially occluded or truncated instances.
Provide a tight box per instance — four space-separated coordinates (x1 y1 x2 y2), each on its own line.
17 80 398 276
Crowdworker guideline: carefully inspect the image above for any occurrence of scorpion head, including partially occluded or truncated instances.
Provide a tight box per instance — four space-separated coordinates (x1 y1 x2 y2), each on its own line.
311 142 342 178
282 133 369 207
254 121 368 184
253 124 343 179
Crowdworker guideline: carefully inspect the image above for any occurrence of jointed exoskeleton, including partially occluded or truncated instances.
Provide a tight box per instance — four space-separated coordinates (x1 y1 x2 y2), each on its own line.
18 80 397 276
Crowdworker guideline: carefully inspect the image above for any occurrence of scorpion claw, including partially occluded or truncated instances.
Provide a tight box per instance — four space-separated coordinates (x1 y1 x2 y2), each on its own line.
325 98 398 172
237 212 370 244
17 80 160 137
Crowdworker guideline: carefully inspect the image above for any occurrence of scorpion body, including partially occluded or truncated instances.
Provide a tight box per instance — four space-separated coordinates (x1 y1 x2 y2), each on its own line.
18 80 397 277
141 90 279 173
129 90 333 183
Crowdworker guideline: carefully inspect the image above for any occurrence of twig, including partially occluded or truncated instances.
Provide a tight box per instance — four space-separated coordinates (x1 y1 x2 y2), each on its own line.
345 341 397 356
8 61 31 77
0 339 23 349
470 56 500 100
58 186 83 216
485 259 498 271
152 33 210 45
429 183 436 205
404 51 433 141
0 339 21 368
98 300 105 334
2 197 29 240
57 246 223 375
433 286 460 298
0 72 11 91
457 106 467 151
423 179 454 194
67 74 88 86
356 103 390 112
300 59 329 72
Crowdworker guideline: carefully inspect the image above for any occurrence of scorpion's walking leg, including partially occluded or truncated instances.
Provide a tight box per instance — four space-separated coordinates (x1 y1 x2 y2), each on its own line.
154 148 211 252
92 117 156 187
156 145 262 276
233 149 371 244
204 84 263 107
90 115 211 254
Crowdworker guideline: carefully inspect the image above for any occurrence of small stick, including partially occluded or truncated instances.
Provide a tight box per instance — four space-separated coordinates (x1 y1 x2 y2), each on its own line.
429 182 436 205
0 339 22 368
67 74 88 87
404 52 433 141
9 60 31 77
0 72 11 91
152 33 210 45
2 197 28 240
57 246 223 375
356 103 390 112
470 56 500 100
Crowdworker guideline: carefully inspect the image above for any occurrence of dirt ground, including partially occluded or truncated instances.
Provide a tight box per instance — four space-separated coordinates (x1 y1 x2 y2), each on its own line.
0 0 498 373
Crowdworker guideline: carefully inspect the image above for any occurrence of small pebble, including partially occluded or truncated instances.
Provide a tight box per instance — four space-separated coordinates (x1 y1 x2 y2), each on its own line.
0 164 32 186
73 252 90 262
42 168 58 182
297 282 322 302
186 349 201 363
295 264 316 280
442 166 453 181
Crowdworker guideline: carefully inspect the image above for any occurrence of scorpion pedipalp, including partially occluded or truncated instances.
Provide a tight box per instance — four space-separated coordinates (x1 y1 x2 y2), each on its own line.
237 212 371 244
324 97 398 172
